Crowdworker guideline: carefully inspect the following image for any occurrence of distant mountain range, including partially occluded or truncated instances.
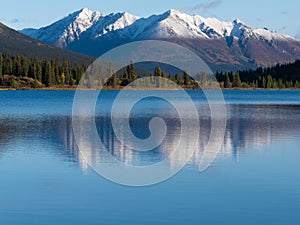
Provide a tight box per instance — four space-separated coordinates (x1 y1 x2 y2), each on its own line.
0 22 94 65
20 8 300 71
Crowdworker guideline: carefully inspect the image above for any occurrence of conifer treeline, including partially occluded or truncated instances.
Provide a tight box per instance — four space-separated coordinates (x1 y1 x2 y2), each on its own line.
105 61 199 89
216 60 300 89
0 52 87 87
1 52 300 89
0 55 199 89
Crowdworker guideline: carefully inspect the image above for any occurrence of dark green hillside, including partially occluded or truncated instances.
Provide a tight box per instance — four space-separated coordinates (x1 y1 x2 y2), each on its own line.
0 23 94 65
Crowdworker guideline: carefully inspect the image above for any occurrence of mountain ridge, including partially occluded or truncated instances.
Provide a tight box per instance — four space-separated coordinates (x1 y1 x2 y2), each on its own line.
20 8 300 71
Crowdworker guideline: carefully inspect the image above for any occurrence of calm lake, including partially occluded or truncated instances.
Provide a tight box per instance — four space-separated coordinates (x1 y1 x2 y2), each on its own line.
0 90 300 225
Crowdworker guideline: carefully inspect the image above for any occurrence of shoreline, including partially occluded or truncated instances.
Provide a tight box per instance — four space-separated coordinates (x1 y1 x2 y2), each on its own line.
1 87 300 91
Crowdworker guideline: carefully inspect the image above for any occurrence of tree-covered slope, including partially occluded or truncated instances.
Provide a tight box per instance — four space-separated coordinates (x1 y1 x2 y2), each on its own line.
0 22 94 65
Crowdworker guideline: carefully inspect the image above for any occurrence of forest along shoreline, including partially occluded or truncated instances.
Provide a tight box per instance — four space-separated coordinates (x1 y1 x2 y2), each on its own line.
1 53 300 90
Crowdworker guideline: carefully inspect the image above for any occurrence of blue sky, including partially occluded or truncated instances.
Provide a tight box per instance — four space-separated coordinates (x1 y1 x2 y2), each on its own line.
1 0 299 38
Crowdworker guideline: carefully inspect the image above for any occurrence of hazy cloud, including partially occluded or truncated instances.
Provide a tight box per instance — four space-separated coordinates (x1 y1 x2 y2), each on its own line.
281 11 288 15
183 0 222 13
11 18 19 24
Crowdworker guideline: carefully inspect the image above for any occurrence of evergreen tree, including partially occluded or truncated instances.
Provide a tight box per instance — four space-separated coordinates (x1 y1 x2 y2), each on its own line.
63 59 71 85
36 60 42 82
267 75 273 89
285 80 293 88
173 74 177 81
272 79 278 89
262 76 266 88
154 67 162 77
3 53 13 75
54 58 60 84
111 73 118 88
232 73 242 88
28 58 36 79
43 59 52 87
10 76 17 89
60 73 66 86
224 72 231 88
278 79 284 89
183 71 190 86
50 60 56 85
0 53 88 88
20 55 29 77
128 60 137 82
152 67 160 86
13 56 21 76
75 65 85 85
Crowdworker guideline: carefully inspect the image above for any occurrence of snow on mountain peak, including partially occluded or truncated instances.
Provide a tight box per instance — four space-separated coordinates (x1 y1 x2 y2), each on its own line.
254 28 295 41
89 11 139 38
117 12 140 27
199 17 232 38
165 9 184 16
80 7 93 14
20 8 295 48
137 9 213 39
75 8 102 22
52 8 102 47
230 18 253 39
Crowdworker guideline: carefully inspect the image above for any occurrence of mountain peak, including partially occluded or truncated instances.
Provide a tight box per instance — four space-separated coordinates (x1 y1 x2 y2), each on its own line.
25 8 293 43
233 18 245 25
163 9 188 19
19 8 300 70
80 7 91 13
166 9 182 15
77 7 91 14
74 8 102 21
76 7 101 15
117 11 140 20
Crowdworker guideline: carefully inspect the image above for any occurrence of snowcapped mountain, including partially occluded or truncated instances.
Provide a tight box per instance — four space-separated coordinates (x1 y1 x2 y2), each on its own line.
22 8 102 47
22 8 139 47
21 8 300 71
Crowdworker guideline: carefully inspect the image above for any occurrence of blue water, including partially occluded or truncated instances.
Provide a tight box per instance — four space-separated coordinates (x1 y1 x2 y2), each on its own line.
0 90 300 225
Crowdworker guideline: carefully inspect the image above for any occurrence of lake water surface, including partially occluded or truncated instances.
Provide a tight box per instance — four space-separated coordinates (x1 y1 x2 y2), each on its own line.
0 90 299 225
